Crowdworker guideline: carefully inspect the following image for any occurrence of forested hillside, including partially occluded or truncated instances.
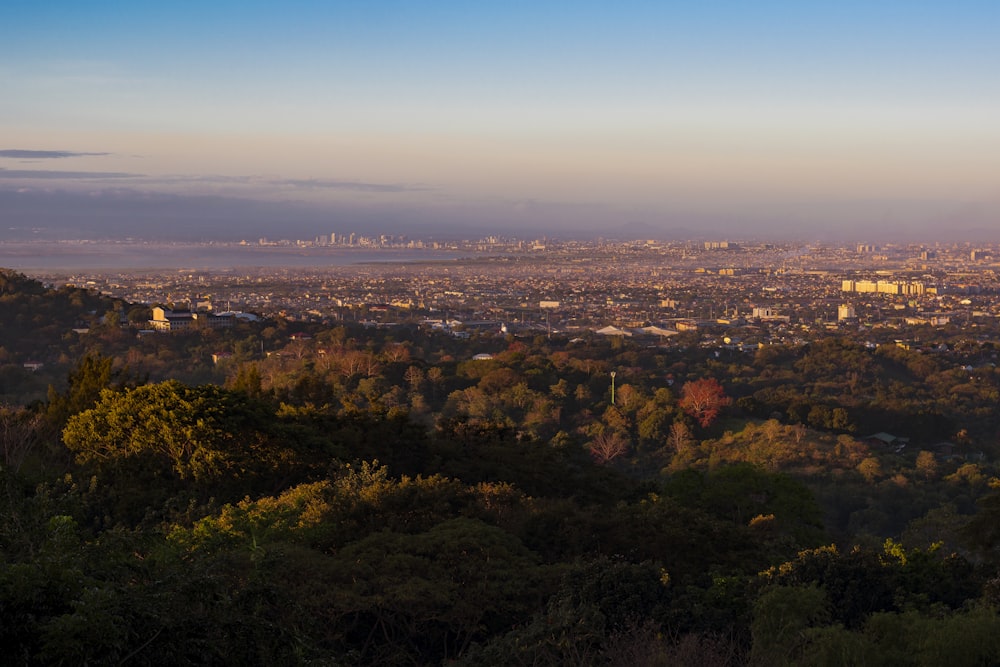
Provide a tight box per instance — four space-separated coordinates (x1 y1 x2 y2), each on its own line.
0 269 130 403
3 270 1000 665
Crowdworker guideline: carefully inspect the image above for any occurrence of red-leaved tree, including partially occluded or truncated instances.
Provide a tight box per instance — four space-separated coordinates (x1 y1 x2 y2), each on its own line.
679 378 731 428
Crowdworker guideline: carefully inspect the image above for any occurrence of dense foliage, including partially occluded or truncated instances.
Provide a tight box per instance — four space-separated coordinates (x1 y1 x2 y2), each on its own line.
3 271 1000 665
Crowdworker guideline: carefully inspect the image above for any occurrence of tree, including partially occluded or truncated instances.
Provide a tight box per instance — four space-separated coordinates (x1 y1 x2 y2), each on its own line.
760 419 783 445
637 407 672 449
749 584 830 666
831 407 853 432
327 518 543 662
667 421 694 454
962 491 1000 564
615 383 641 411
589 430 630 464
679 378 731 428
403 365 425 394
857 456 882 483
549 378 569 399
0 406 43 473
45 355 132 430
61 380 317 505
915 450 939 480
229 363 263 397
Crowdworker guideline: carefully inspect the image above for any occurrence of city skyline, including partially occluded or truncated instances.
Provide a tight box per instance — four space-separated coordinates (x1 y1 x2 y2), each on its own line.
2 1 999 242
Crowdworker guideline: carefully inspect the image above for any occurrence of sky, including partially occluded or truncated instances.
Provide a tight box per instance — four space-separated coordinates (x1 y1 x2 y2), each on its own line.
1 1 999 242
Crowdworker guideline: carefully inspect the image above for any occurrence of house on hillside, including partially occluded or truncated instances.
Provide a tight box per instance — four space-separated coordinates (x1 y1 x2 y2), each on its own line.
862 432 909 453
150 306 234 332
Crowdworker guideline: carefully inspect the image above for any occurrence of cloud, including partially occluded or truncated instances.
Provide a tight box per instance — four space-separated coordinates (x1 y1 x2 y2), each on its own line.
0 186 359 241
0 168 139 179
0 149 111 159
270 177 426 193
156 173 426 193
0 155 424 193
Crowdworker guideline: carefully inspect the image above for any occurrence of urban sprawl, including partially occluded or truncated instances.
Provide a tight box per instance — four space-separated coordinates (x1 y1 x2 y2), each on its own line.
33 237 1000 355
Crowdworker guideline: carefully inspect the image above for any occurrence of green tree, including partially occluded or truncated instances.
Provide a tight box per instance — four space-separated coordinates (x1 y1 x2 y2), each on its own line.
328 518 544 663
962 491 1000 564
45 355 133 431
229 363 263 397
61 380 323 512
749 584 830 666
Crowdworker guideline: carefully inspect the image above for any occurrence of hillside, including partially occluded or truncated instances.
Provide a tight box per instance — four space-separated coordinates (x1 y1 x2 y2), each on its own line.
2 273 1000 664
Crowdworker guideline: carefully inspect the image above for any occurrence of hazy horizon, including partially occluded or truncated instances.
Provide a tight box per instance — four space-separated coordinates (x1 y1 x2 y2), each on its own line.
2 2 998 243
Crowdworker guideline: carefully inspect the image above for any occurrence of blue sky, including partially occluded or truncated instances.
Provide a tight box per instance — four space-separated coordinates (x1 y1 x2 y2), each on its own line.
1 1 998 240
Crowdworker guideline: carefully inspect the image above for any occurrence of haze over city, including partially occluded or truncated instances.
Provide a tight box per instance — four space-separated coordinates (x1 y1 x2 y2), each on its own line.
2 1 998 242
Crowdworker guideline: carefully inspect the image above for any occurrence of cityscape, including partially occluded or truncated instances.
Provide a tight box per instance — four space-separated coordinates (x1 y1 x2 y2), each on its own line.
21 236 1000 340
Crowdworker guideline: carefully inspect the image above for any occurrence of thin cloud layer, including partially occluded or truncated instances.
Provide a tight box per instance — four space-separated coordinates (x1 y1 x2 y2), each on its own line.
275 177 426 193
156 174 426 193
0 150 111 159
0 168 138 179
0 168 420 192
